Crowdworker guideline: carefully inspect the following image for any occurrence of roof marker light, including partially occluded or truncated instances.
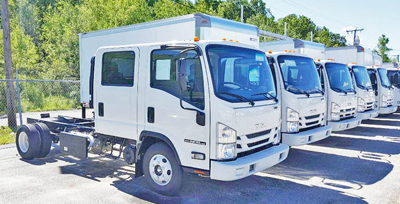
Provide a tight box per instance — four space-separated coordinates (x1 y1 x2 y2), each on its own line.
229 39 233 42
268 50 272 54
318 59 321 62
222 38 226 41
236 40 239 43
194 36 199 42
284 50 288 52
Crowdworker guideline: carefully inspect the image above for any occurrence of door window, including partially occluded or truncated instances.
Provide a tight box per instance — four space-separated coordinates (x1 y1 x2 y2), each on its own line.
150 49 205 110
102 51 135 86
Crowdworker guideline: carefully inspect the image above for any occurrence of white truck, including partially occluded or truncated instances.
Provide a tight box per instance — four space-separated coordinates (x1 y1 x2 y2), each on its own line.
383 62 400 106
14 14 289 196
259 40 332 146
367 66 397 114
326 46 379 120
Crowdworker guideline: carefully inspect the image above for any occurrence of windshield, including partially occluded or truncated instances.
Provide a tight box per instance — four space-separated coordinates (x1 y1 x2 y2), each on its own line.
206 45 276 103
352 66 372 90
378 68 391 88
277 55 322 94
388 70 400 88
325 63 354 93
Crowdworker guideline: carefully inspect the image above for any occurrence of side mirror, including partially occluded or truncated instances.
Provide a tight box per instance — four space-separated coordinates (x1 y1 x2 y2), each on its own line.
178 58 205 127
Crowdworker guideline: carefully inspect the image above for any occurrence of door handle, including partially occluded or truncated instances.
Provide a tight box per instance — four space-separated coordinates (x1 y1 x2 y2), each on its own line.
99 102 104 117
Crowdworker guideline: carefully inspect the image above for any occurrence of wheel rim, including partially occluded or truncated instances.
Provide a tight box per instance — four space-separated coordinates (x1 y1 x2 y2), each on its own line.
18 132 29 153
149 154 172 186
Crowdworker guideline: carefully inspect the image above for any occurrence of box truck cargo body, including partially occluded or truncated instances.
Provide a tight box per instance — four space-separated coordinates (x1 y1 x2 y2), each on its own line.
15 13 289 196
259 40 331 146
326 46 374 66
367 67 397 114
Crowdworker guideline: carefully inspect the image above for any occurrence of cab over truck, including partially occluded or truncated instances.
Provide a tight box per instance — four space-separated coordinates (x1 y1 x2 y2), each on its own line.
259 40 332 146
383 63 400 106
325 46 379 120
15 13 289 196
367 67 397 114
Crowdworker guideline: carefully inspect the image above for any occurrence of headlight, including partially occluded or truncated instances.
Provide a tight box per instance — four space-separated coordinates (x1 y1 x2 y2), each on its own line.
357 97 365 112
382 94 388 107
216 144 236 160
217 123 237 143
331 102 341 121
287 122 299 133
217 123 236 160
331 102 340 113
287 108 299 122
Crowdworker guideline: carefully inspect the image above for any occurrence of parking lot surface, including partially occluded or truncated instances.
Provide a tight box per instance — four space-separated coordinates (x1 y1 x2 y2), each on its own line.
1 113 400 204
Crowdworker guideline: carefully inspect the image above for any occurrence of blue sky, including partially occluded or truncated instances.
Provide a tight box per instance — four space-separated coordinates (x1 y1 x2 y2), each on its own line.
264 0 400 58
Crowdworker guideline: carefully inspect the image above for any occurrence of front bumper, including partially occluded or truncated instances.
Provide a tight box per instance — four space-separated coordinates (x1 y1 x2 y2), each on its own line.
282 125 331 146
328 117 362 132
379 106 398 114
357 110 379 120
210 144 289 181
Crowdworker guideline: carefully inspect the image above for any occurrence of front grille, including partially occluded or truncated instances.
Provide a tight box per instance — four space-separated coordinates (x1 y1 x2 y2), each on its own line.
305 114 320 120
246 129 271 139
340 107 356 120
365 102 374 111
299 113 324 131
236 127 278 157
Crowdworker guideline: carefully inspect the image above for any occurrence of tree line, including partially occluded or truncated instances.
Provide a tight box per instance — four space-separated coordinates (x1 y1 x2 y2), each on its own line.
0 0 374 80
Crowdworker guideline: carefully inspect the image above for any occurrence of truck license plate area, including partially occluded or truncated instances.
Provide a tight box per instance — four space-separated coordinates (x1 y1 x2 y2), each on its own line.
59 132 88 159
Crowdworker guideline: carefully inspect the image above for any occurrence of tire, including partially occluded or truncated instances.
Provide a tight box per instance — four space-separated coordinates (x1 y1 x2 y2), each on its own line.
16 124 41 160
143 142 183 196
34 123 52 158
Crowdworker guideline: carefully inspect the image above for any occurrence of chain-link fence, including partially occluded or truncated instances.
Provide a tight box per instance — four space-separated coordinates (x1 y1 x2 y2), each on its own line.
0 78 83 130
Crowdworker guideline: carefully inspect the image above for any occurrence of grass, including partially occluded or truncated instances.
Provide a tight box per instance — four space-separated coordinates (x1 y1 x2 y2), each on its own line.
0 126 16 145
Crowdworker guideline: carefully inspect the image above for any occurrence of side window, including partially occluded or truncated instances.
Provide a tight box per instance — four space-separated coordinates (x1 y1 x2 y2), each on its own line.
151 49 205 110
102 51 135 86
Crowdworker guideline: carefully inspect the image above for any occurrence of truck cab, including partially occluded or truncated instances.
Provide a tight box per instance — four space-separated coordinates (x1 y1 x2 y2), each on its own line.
265 51 331 146
367 67 397 114
384 65 400 106
316 61 362 131
347 64 379 120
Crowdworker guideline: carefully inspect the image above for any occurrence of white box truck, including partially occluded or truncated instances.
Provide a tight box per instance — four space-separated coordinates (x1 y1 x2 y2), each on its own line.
367 66 397 114
14 13 289 196
259 40 332 146
383 63 400 106
326 47 379 120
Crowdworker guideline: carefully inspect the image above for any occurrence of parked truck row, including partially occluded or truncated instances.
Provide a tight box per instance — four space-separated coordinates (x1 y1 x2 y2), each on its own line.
14 13 399 196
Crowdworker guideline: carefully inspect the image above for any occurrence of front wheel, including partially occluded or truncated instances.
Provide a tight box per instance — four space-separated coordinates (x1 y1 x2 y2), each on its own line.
143 143 183 196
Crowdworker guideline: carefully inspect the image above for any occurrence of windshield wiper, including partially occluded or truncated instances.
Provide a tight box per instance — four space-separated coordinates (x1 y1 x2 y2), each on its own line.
286 86 310 97
331 87 347 95
345 88 356 94
218 92 255 106
308 88 324 95
358 84 368 90
252 92 278 102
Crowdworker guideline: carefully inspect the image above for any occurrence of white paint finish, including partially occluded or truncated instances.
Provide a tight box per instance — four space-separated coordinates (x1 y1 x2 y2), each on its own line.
94 47 139 139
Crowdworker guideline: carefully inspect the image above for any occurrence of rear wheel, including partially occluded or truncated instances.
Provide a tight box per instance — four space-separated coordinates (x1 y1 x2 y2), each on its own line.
143 143 183 196
16 124 41 160
34 123 52 158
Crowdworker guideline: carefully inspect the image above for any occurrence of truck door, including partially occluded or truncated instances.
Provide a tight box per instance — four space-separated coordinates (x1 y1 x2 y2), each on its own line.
94 48 139 139
144 46 210 170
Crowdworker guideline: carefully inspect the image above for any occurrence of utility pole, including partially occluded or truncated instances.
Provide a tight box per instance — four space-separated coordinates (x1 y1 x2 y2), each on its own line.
310 30 313 42
346 27 364 46
284 22 287 38
1 0 17 129
240 5 244 23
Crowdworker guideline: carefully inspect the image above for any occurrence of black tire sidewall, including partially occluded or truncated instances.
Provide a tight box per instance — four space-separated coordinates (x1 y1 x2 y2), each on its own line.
16 124 41 160
143 142 183 196
34 123 52 158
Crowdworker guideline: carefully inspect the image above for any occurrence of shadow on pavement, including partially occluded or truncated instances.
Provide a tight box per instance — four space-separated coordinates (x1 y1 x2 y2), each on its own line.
311 135 400 155
266 148 393 187
23 146 367 203
335 125 400 138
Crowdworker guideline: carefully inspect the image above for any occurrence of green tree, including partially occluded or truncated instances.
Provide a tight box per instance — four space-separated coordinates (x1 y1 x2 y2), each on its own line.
373 34 392 63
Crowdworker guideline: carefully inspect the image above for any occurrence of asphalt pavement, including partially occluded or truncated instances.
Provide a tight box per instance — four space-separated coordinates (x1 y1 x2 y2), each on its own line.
1 113 400 204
